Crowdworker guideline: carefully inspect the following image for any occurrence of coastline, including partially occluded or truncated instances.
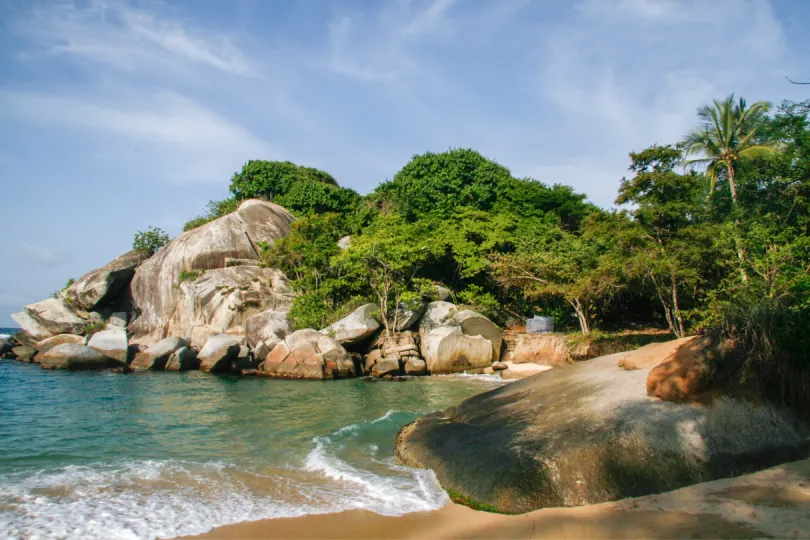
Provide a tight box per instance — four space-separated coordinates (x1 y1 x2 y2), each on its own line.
178 456 810 540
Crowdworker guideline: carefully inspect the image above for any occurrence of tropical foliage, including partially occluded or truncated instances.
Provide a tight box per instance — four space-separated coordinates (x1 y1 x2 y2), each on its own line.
133 226 170 256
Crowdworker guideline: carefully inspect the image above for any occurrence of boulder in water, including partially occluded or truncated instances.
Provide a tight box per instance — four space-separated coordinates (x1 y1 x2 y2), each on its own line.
87 327 129 364
36 334 85 355
259 329 355 380
245 310 291 350
197 334 241 372
12 346 37 362
40 343 126 370
10 311 55 341
130 336 189 371
165 346 199 371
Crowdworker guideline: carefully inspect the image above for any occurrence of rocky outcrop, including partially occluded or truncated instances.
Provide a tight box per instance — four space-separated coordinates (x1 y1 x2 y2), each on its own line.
418 302 502 374
392 303 425 332
128 200 295 345
508 333 571 366
0 337 12 358
619 336 696 370
197 334 241 372
10 311 55 341
321 304 380 344
404 357 427 375
258 329 355 380
130 336 188 371
647 335 729 401
65 250 147 311
22 298 86 335
36 334 85 354
12 346 37 362
245 310 291 350
395 343 810 514
165 346 199 371
39 343 126 370
364 331 424 377
87 327 129 364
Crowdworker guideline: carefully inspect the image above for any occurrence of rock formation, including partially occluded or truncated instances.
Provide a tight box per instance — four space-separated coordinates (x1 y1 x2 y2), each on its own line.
128 199 295 345
39 343 127 370
418 301 502 374
320 303 381 344
65 250 147 311
130 337 189 371
395 342 810 514
197 334 241 372
258 329 355 380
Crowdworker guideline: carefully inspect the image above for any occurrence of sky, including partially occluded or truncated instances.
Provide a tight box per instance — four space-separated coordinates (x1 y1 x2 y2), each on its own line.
0 0 809 327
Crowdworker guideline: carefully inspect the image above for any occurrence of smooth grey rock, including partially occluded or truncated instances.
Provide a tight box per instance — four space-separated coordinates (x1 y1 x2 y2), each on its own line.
128 200 295 346
259 329 355 380
66 250 147 310
435 285 451 301
395 351 810 514
39 343 125 370
165 346 199 371
372 357 401 377
391 302 425 332
253 340 271 361
108 312 128 328
87 327 129 364
404 357 427 375
245 310 291 349
130 336 188 371
12 346 37 362
198 334 241 373
337 235 352 250
23 298 85 335
321 304 381 344
492 361 508 371
10 311 55 341
36 334 85 354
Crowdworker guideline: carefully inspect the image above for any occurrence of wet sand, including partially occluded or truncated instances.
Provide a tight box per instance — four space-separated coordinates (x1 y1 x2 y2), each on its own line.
179 457 810 540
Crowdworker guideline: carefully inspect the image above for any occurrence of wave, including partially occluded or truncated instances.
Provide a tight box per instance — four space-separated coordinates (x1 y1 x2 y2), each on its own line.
0 411 450 540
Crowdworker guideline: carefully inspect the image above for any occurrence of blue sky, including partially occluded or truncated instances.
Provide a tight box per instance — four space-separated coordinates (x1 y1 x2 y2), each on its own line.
1 0 809 327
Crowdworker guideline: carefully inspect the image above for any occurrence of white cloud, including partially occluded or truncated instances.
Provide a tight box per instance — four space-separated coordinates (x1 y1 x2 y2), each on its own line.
19 242 61 268
20 0 256 77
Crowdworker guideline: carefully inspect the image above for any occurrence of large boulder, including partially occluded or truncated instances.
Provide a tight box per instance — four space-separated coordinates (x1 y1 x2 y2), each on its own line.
395 342 810 514
391 302 425 332
508 333 571 366
39 343 126 370
197 334 241 372
10 311 55 341
130 336 188 371
619 336 696 371
647 335 730 401
259 329 355 380
87 327 129 364
0 337 12 358
22 298 85 335
65 250 147 311
36 334 85 354
418 302 502 374
165 346 199 371
320 304 381 344
12 346 37 362
245 310 291 349
128 200 295 345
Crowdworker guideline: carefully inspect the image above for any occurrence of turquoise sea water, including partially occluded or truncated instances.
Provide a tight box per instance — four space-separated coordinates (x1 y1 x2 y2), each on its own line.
0 359 504 539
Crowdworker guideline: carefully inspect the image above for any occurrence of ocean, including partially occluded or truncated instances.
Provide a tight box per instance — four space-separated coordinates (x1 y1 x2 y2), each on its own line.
0 360 505 539
0 328 18 339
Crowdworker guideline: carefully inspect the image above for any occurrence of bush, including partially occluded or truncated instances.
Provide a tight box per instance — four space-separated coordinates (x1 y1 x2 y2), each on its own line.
178 269 204 284
133 227 169 256
183 197 240 231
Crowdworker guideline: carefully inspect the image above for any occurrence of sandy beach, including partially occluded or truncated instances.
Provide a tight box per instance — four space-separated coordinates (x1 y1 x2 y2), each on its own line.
181 457 810 540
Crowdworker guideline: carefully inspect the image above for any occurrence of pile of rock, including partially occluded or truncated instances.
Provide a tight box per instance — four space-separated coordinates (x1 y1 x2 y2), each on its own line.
365 331 427 377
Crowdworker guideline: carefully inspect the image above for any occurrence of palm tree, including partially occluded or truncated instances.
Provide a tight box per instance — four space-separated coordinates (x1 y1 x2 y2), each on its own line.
682 94 775 205
682 95 776 283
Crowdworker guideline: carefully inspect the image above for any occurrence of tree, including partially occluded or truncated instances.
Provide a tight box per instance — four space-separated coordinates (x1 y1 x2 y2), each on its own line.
682 94 775 205
683 95 777 282
614 145 714 337
332 216 439 337
491 226 620 334
133 227 170 256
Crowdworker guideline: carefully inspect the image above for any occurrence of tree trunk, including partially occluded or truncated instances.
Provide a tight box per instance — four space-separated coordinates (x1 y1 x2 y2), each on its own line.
670 270 685 338
650 274 678 338
569 298 590 334
728 165 749 284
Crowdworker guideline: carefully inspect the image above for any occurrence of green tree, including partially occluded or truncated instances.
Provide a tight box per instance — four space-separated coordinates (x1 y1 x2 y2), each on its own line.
332 216 440 337
133 226 170 256
682 94 775 205
491 225 620 334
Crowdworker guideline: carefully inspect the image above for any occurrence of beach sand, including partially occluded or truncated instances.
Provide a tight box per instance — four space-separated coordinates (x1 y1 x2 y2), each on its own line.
180 457 810 540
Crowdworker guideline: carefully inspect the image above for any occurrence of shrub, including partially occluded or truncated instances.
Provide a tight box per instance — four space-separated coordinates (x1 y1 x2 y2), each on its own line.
178 269 204 284
133 227 170 256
